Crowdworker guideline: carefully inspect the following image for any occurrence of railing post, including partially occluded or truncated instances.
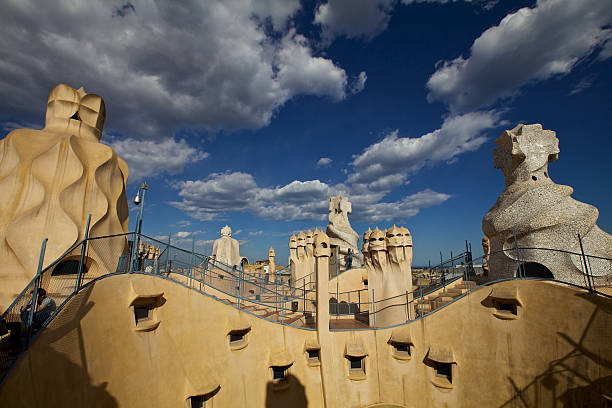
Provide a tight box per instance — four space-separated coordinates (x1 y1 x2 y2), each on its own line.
190 238 195 286
303 280 306 313
585 255 594 291
419 277 423 318
348 291 351 315
469 243 474 282
578 233 593 293
463 261 469 294
166 233 171 274
203 257 208 284
464 240 470 282
238 261 243 309
128 231 135 274
513 228 523 278
281 282 285 323
336 272 339 318
25 238 48 350
75 214 92 291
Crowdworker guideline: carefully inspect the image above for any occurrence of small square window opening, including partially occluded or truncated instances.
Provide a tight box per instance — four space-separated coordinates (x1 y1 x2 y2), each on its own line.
272 366 287 381
189 395 205 408
348 356 364 370
395 344 409 353
130 295 163 332
228 328 250 350
307 349 319 362
435 362 452 383
496 301 517 315
389 340 412 360
134 305 152 324
346 355 366 380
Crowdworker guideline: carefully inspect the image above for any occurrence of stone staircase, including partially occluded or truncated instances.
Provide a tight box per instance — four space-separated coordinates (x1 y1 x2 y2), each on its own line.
207 293 312 327
414 280 476 317
208 278 477 327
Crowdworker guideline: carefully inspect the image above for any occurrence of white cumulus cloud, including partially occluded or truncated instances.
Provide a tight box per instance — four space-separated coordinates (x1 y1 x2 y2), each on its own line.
426 0 612 112
352 189 451 222
172 172 259 220
349 111 503 184
172 170 450 223
350 72 368 94
0 0 351 139
170 110 505 223
317 157 333 167
314 0 396 42
107 137 208 182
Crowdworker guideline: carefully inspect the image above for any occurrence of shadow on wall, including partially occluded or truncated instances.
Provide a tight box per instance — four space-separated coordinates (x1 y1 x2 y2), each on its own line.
0 285 118 407
500 292 612 408
265 374 308 408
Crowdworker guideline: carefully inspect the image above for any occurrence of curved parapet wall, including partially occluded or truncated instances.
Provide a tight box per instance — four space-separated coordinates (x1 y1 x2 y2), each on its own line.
0 84 129 311
1 274 610 407
483 124 612 287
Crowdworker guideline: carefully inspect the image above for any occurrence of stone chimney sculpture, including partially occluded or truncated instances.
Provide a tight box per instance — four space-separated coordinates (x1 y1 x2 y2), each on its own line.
305 229 315 276
289 230 316 286
289 234 298 280
483 124 612 286
326 194 363 268
211 225 244 267
362 226 413 327
0 84 130 310
267 247 276 275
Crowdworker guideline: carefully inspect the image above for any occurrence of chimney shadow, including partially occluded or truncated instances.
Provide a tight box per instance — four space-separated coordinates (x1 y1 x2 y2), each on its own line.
265 374 308 408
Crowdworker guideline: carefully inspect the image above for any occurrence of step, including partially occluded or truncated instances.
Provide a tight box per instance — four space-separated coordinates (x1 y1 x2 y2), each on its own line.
416 303 432 313
443 288 465 296
279 313 303 325
250 309 271 316
454 281 477 289
262 310 280 318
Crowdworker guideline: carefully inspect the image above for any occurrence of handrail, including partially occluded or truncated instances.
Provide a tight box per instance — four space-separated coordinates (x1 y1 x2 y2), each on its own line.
2 232 610 385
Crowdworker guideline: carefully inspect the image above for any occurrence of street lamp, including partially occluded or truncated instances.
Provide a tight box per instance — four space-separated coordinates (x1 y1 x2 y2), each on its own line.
130 182 149 272
133 182 149 236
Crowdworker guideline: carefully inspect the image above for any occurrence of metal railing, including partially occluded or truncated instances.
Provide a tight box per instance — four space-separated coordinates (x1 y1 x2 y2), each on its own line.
327 235 611 330
0 230 321 383
1 228 610 379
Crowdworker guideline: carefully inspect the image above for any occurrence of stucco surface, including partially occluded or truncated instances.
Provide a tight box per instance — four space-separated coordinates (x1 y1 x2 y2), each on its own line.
483 124 612 287
1 274 610 407
0 84 129 311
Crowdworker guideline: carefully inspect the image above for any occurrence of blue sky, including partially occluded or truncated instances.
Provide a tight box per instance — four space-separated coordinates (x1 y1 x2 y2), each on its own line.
1 0 611 266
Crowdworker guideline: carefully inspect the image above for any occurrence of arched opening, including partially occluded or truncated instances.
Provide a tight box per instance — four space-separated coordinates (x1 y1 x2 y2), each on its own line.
329 297 338 314
518 262 553 278
52 259 87 276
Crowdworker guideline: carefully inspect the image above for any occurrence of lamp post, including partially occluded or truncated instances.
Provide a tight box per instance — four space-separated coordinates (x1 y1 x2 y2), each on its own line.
131 181 148 272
